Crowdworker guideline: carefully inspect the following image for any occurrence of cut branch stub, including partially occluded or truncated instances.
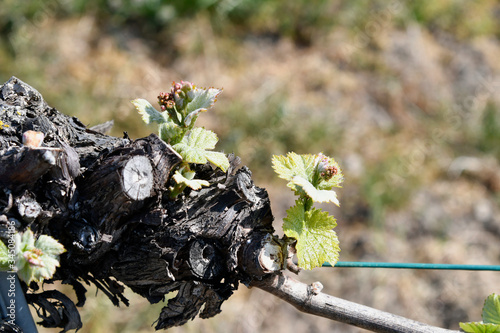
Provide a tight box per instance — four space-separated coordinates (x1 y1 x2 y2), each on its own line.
0 147 58 190
122 155 153 200
15 193 42 223
187 238 226 281
106 165 277 328
73 134 181 264
238 233 283 277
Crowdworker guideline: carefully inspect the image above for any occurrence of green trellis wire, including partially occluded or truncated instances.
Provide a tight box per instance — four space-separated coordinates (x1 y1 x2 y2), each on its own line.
324 261 500 271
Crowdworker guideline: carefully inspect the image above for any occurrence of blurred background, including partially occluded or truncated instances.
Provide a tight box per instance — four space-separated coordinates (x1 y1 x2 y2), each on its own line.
1 0 500 332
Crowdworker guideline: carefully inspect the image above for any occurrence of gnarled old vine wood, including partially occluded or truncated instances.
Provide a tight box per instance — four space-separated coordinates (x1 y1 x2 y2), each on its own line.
0 77 459 333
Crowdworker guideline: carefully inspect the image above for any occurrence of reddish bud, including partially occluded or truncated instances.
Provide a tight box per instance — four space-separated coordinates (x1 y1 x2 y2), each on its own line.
321 165 338 180
173 82 182 91
181 80 193 91
24 249 45 267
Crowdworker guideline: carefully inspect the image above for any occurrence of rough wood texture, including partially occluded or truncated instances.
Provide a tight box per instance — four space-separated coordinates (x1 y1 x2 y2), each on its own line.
0 76 276 331
0 147 58 187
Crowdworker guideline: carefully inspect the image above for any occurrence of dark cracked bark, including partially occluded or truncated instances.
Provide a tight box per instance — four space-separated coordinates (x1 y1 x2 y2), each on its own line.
0 76 276 331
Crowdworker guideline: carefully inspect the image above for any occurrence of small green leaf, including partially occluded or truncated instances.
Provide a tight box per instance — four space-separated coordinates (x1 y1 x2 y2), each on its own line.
172 170 210 190
271 153 317 186
291 176 340 206
35 235 66 257
272 152 343 195
173 127 216 163
205 151 230 172
185 87 222 115
0 241 10 271
159 122 184 144
283 201 340 270
184 109 205 127
131 99 167 124
0 229 66 284
16 261 35 285
460 294 500 333
173 127 229 171
460 322 500 333
174 127 217 159
20 229 35 250
483 294 500 324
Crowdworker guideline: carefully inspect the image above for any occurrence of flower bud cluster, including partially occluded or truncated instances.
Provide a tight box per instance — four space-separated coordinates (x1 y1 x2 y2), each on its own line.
23 248 44 267
316 153 339 180
158 81 195 112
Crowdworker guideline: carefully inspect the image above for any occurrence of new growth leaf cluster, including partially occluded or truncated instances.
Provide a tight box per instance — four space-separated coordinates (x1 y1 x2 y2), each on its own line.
132 81 229 197
0 229 65 284
134 82 345 272
273 152 343 270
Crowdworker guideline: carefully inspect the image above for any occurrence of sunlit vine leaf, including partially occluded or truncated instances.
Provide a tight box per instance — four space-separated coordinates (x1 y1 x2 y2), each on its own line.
158 122 184 145
173 127 229 171
483 294 500 325
272 153 317 191
272 152 343 196
172 170 210 190
131 98 167 124
460 322 500 333
185 87 222 115
0 229 65 284
291 176 340 206
460 294 500 333
283 201 340 270
0 241 10 271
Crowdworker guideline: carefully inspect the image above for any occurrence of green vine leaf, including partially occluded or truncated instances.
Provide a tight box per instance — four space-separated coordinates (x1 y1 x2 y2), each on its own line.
274 152 344 270
184 109 205 127
131 98 167 124
483 294 500 324
173 127 229 172
272 152 343 198
283 201 340 270
172 170 210 190
204 151 230 172
0 241 10 271
291 176 340 206
158 121 184 145
134 83 226 198
460 294 500 333
185 87 222 116
272 152 317 190
0 229 65 284
460 322 500 333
